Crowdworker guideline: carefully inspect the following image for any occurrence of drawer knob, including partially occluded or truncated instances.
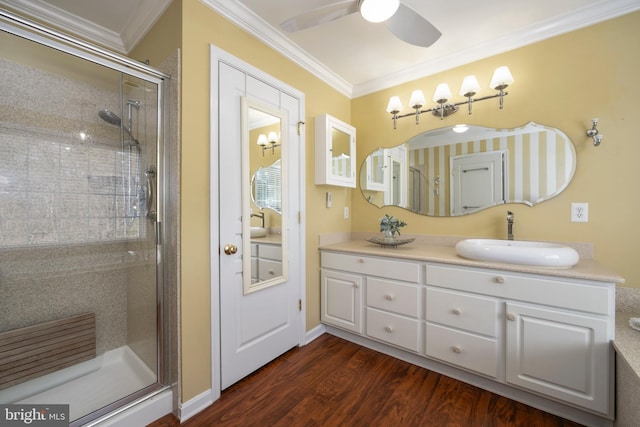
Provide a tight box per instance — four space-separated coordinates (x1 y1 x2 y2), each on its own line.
451 308 462 316
385 294 395 301
353 283 360 288
507 312 516 321
452 346 462 354
358 258 365 263
495 276 505 284
384 326 393 333
268 270 275 275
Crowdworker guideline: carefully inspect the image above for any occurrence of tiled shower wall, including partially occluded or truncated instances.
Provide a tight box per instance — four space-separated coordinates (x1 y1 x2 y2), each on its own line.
0 59 143 246
0 57 145 355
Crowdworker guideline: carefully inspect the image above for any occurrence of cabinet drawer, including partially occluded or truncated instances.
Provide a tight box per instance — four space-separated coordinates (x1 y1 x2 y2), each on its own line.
366 308 420 352
426 264 611 315
258 259 282 281
321 251 421 283
426 323 498 379
258 244 282 261
426 287 498 337
366 277 420 318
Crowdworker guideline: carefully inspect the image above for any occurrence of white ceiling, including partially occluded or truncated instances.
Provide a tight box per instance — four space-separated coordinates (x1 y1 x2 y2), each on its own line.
3 0 639 98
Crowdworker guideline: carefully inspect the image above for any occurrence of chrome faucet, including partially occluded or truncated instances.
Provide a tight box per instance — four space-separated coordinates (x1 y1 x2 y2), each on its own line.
507 211 514 241
251 211 265 228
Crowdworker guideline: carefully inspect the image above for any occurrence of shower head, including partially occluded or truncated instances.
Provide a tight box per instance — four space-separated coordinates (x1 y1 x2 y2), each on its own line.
98 109 121 126
98 109 139 145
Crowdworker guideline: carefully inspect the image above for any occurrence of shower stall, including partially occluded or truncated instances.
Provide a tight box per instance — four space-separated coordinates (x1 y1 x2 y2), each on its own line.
0 11 176 426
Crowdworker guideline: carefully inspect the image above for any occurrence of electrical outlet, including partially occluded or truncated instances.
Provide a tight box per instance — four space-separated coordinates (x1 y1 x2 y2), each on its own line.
326 192 332 208
571 202 589 223
344 207 349 219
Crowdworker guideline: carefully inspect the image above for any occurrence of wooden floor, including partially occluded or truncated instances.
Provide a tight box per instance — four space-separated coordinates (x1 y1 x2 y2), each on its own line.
148 334 584 427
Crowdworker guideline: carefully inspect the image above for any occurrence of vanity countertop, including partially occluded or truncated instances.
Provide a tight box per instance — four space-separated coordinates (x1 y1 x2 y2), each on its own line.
614 312 640 379
319 238 625 284
251 234 282 244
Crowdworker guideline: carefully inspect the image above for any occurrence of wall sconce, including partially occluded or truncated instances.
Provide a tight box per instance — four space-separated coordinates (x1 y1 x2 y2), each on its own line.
586 118 603 146
386 66 514 129
257 131 281 155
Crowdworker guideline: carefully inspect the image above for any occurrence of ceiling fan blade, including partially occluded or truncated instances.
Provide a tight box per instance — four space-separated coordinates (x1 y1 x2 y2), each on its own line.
280 0 359 32
385 3 441 47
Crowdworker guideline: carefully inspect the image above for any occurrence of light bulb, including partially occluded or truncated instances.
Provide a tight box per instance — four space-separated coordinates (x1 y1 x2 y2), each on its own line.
409 90 426 109
432 83 452 104
490 66 514 90
386 96 403 114
459 75 480 97
360 0 400 23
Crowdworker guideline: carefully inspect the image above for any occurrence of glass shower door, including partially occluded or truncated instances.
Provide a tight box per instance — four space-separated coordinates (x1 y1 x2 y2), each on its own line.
0 28 164 426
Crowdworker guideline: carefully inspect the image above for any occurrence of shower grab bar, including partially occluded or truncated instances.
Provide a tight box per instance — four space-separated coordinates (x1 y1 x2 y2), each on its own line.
145 165 156 222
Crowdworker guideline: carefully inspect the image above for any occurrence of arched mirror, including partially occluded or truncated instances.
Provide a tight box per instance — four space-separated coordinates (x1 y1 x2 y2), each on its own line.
241 98 287 294
252 159 281 213
360 122 576 216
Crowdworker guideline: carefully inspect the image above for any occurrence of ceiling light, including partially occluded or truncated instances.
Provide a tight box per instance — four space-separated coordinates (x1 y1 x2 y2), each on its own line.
359 0 400 23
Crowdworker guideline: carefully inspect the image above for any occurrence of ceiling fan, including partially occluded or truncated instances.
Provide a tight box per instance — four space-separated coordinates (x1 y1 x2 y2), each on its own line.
280 0 441 47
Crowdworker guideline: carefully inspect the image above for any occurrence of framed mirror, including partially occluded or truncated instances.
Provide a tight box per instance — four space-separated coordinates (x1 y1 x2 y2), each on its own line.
241 97 288 294
360 122 576 216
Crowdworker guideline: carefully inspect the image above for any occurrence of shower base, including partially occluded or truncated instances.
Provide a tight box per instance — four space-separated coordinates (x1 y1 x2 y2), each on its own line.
1 345 158 423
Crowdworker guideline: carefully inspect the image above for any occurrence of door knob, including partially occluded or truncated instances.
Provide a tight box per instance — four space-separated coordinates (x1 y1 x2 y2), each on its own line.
224 244 237 255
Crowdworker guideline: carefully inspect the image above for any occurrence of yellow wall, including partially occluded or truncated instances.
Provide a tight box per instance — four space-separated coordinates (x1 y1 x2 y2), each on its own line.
352 11 640 290
133 0 640 406
134 0 352 402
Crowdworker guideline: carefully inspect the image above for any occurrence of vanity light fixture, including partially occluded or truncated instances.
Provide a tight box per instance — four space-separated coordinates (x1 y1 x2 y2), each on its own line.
386 66 514 129
586 118 603 146
257 132 281 156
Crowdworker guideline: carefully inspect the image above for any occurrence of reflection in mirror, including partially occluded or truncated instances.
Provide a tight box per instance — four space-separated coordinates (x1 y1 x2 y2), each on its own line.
242 98 287 294
360 122 576 216
331 127 352 178
252 159 281 213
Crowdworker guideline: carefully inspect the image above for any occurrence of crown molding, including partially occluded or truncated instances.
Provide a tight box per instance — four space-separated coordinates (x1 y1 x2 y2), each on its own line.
200 0 353 98
1 0 171 54
352 0 640 97
120 0 173 53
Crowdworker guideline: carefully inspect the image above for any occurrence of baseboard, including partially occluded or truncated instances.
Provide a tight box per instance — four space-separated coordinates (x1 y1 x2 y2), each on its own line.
304 324 326 344
178 389 215 423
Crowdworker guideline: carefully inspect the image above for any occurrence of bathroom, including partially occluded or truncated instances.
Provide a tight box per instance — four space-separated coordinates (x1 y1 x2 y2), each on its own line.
1 1 640 426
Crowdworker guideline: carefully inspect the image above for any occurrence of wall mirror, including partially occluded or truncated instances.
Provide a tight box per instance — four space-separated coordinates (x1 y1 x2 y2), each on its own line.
360 122 576 216
241 98 287 294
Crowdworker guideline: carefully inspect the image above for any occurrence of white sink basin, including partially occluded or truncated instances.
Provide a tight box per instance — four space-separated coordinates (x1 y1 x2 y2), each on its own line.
250 227 267 238
455 239 579 268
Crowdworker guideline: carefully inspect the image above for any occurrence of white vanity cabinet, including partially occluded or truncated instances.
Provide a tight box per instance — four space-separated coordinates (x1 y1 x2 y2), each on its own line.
314 114 356 188
319 246 618 424
251 242 282 283
320 251 422 350
426 263 614 417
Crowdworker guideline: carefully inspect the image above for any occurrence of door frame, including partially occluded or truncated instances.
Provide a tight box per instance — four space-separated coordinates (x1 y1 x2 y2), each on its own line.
209 45 306 401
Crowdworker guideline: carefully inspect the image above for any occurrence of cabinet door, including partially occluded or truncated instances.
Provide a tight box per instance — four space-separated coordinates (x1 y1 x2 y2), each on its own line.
505 302 610 416
321 269 362 333
314 114 356 187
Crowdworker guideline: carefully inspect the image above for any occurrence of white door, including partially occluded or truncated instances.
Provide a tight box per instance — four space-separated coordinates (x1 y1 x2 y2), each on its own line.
450 151 506 215
214 51 304 390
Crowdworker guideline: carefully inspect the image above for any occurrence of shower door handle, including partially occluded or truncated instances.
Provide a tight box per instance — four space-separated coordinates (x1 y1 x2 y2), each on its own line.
145 165 156 222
